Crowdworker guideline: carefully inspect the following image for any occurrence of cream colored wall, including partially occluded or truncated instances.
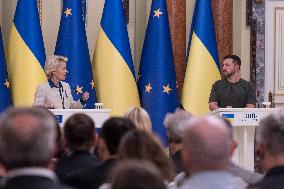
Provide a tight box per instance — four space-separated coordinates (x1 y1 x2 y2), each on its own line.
1 0 250 79
0 1 2 29
186 0 195 50
2 0 17 47
265 1 284 105
233 0 250 81
42 0 61 57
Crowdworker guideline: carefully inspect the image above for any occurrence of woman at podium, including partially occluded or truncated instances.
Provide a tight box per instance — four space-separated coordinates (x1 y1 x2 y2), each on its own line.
33 55 89 109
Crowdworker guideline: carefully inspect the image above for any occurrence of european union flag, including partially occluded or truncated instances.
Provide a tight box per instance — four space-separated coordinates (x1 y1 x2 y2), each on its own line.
181 0 221 115
0 27 12 112
55 0 96 108
138 0 179 145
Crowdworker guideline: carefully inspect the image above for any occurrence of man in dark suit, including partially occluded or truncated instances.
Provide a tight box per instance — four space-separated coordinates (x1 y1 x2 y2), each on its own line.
65 117 136 189
248 113 284 189
0 107 73 189
55 113 100 182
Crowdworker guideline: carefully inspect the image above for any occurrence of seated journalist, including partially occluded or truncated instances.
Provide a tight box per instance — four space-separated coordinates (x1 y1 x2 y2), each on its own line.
33 55 89 109
209 55 256 110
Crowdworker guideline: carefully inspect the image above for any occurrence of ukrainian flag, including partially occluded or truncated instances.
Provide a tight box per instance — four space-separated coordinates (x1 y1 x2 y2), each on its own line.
138 0 179 145
93 0 140 116
181 0 221 115
7 0 46 106
0 27 12 112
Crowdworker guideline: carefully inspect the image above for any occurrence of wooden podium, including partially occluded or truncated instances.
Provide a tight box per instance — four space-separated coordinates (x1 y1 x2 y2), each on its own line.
212 108 280 171
50 109 111 128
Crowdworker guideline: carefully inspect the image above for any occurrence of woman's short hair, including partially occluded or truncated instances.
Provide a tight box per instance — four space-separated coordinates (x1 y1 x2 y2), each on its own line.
44 55 68 79
124 107 152 132
164 109 192 143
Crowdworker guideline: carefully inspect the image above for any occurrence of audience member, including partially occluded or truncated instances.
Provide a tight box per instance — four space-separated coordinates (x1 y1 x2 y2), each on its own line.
221 118 263 187
248 113 284 189
55 113 100 182
118 129 175 181
65 117 135 189
32 106 66 160
124 106 152 132
109 160 166 189
0 107 73 189
164 109 192 173
180 115 244 189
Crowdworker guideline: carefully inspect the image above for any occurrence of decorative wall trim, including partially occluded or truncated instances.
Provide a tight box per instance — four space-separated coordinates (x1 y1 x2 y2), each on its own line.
246 0 252 25
248 0 265 105
274 8 284 94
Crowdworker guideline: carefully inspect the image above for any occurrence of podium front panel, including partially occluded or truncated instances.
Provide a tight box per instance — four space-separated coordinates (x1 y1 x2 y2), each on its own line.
50 109 111 128
212 108 280 171
212 108 280 126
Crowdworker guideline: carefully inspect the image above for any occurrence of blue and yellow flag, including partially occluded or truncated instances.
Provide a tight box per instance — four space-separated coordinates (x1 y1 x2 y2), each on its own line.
138 0 179 145
55 0 96 108
181 0 221 115
0 27 12 111
6 0 46 106
93 0 140 116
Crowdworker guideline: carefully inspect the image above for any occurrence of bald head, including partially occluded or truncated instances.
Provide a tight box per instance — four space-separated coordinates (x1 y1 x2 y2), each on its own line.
182 116 231 173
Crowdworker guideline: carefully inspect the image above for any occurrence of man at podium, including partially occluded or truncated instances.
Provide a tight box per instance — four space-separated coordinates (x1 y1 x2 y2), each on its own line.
33 55 89 109
209 55 256 110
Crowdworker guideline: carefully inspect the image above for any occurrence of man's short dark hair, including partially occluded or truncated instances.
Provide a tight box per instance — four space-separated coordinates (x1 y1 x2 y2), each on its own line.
100 117 135 155
110 160 166 189
64 113 95 151
224 55 241 66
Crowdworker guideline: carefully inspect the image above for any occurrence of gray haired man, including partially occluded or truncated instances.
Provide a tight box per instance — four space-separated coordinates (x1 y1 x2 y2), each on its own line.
0 107 74 189
164 109 192 174
248 113 284 189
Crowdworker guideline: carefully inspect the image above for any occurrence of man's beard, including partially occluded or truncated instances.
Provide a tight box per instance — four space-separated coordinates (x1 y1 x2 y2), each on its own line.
223 71 234 78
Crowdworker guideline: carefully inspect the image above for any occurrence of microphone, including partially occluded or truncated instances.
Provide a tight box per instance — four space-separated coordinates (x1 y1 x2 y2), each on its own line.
59 85 65 109
230 86 233 92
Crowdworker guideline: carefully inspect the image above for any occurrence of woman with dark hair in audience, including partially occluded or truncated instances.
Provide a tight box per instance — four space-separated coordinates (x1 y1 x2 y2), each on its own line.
118 130 175 182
